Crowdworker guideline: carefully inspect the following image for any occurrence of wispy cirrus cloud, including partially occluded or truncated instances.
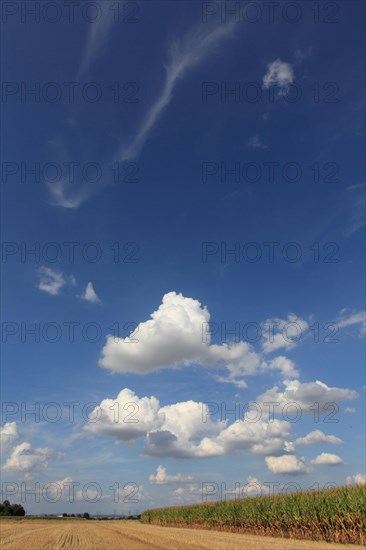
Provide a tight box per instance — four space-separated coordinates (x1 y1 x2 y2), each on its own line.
119 19 236 161
345 182 365 235
78 1 119 78
46 3 119 208
247 135 269 150
48 17 236 208
337 309 366 335
47 180 92 209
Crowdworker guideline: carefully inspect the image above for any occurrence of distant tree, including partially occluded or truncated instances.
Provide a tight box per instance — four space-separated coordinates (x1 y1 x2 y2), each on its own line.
0 501 25 516
0 501 10 516
83 512 90 520
11 504 25 516
71 513 75 517
62 513 68 517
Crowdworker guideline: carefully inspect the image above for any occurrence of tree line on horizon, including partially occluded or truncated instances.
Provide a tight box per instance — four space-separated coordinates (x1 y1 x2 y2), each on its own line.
0 500 26 516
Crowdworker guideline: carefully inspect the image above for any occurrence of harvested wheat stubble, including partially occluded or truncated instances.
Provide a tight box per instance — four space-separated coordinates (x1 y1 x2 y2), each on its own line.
0 519 365 550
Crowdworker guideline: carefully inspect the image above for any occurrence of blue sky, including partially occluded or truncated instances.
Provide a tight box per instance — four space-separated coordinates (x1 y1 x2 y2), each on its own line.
1 0 365 514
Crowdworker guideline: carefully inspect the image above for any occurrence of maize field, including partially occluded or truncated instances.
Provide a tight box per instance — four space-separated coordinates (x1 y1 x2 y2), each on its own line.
141 485 366 545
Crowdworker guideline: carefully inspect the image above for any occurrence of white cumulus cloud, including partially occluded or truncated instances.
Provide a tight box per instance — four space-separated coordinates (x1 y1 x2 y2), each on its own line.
84 388 164 442
262 59 294 94
149 465 193 484
258 379 358 413
311 453 343 465
171 483 203 504
346 473 365 486
261 356 299 378
261 314 309 354
295 430 342 446
99 292 303 386
81 282 101 304
85 387 291 459
2 442 63 475
37 266 66 296
0 422 20 454
99 292 211 374
265 454 309 474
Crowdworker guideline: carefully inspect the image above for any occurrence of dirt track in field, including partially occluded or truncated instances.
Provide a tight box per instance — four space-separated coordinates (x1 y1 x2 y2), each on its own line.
0 519 364 550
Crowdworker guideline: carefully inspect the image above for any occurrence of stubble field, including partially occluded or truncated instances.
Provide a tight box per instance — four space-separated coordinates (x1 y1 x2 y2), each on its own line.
0 519 365 550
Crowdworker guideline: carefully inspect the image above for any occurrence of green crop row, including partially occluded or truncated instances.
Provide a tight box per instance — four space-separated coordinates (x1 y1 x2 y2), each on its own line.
141 485 366 544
